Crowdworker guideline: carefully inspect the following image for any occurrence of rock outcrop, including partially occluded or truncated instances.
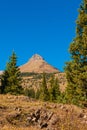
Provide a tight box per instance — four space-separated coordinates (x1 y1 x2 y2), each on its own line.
0 94 87 130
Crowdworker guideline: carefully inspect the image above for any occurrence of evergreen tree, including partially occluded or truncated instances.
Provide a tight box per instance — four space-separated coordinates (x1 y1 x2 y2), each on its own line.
24 88 35 98
40 73 49 101
49 75 55 101
49 75 60 102
1 51 23 94
65 0 87 106
35 89 41 99
53 78 60 101
1 70 9 94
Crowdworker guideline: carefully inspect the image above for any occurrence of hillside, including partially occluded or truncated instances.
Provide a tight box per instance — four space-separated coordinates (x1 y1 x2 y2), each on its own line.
0 94 87 130
19 54 67 90
21 72 67 92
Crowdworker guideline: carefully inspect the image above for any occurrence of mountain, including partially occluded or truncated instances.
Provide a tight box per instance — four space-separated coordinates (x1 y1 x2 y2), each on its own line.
19 54 59 73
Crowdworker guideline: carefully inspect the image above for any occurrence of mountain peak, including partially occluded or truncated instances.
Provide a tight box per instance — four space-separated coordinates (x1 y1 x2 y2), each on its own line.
20 54 59 73
29 54 44 61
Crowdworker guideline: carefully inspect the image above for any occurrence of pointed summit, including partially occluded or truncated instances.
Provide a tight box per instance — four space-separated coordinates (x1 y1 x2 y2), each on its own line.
20 54 59 73
29 54 44 61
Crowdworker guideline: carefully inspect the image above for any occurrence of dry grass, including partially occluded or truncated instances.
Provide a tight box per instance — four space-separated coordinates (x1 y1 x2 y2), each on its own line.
58 110 87 130
0 94 87 130
1 125 39 130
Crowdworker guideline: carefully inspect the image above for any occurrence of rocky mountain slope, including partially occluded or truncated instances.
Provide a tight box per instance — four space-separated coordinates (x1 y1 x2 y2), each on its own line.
0 94 87 130
19 54 67 91
21 72 67 91
19 54 59 73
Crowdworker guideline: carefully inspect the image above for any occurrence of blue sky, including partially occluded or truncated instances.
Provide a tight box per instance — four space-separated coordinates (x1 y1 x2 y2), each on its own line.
0 0 81 71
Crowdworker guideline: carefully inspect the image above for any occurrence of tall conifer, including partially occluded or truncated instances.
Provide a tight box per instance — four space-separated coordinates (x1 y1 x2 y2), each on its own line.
40 73 49 101
1 51 23 94
49 75 60 101
65 0 87 106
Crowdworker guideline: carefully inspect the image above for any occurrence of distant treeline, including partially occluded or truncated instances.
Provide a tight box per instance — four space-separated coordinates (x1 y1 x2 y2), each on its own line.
20 72 57 80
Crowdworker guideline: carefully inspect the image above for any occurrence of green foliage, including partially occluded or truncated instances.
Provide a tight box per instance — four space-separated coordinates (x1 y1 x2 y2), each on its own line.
1 70 9 93
49 75 61 102
1 51 23 94
65 0 87 106
35 89 41 99
21 72 42 79
40 73 49 101
24 88 35 98
21 72 53 80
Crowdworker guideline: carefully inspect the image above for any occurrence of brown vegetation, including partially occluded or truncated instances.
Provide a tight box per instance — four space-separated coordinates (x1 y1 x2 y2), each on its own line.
0 94 87 130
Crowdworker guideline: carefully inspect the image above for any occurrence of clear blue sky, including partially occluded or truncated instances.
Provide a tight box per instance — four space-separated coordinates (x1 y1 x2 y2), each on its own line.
0 0 81 71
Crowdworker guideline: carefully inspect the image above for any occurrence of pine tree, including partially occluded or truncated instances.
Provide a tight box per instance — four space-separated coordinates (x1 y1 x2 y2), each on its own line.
49 75 60 102
35 89 41 99
40 73 49 101
1 70 9 93
53 78 60 101
65 0 87 106
24 88 35 98
49 74 55 101
1 51 23 94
